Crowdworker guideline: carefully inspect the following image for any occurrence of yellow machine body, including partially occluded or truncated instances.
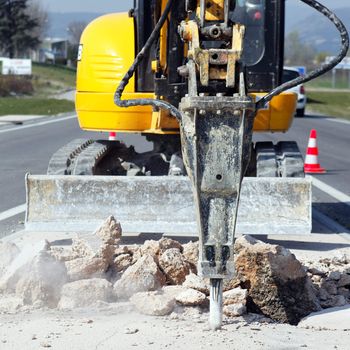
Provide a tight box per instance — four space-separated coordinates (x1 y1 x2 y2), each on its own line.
76 13 297 134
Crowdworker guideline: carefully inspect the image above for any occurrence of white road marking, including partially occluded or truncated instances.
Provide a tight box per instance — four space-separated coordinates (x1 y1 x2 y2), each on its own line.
311 177 350 207
0 115 76 134
313 208 350 234
324 118 350 125
0 204 26 222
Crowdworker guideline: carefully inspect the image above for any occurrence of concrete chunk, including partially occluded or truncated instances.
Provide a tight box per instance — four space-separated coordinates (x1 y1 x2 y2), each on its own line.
234 235 320 325
159 248 190 285
130 291 176 316
175 288 207 306
114 254 166 299
58 278 113 309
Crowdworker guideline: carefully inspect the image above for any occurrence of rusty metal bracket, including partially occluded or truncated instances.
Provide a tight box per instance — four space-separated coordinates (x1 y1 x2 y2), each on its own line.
179 20 245 88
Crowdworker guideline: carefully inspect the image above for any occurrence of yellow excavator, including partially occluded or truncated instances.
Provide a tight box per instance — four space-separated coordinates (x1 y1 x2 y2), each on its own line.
25 0 348 329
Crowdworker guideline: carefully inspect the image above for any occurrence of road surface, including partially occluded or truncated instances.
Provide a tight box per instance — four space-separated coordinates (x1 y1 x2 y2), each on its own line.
0 113 349 237
254 113 350 231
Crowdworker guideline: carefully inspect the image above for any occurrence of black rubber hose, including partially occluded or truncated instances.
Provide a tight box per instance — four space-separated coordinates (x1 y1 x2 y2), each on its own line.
116 0 349 117
256 0 349 109
114 0 182 122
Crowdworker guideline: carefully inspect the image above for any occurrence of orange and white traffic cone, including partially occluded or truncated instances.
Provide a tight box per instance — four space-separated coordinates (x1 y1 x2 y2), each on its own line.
304 129 326 174
109 132 117 141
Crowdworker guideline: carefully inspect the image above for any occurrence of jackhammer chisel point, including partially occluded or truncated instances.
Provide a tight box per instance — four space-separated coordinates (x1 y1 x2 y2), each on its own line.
209 278 223 330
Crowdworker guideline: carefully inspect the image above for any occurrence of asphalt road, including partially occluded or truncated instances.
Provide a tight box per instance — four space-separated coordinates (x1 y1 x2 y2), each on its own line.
254 114 350 231
253 114 350 196
0 112 349 237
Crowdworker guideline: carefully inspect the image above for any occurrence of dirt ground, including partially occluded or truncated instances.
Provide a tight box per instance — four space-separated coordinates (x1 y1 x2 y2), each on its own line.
0 306 349 350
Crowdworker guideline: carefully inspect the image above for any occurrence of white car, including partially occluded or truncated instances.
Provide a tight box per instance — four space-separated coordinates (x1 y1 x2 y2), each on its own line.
283 67 307 117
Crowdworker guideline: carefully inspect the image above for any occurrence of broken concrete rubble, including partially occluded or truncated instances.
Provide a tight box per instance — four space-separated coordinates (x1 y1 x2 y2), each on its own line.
223 287 247 306
72 216 122 265
234 235 321 325
94 215 122 244
113 254 166 299
182 273 209 295
0 240 51 292
139 240 161 260
115 245 140 265
223 303 247 317
15 250 67 308
301 253 350 309
130 291 176 316
113 254 133 273
159 237 183 254
0 240 67 309
71 235 115 265
0 222 349 327
58 278 113 309
162 285 188 298
175 288 207 306
159 248 191 285
338 274 350 288
222 286 248 317
65 257 108 282
50 246 76 262
182 241 198 271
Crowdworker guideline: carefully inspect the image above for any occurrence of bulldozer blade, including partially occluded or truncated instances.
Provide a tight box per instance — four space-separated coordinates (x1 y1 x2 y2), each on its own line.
25 174 311 235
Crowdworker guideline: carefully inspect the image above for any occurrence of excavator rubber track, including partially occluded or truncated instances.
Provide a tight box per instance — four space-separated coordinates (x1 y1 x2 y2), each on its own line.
48 140 132 176
256 141 305 178
72 140 114 175
33 138 312 235
47 139 94 175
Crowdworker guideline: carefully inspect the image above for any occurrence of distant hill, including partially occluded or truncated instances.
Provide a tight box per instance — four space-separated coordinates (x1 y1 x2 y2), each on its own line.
288 7 350 54
46 6 350 56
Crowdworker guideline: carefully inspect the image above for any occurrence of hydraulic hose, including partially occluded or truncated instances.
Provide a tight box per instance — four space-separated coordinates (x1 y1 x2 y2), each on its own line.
256 0 349 109
115 0 349 116
114 0 182 121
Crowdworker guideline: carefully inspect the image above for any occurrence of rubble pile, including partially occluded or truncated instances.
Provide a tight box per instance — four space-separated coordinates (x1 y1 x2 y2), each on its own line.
0 217 349 325
303 254 350 309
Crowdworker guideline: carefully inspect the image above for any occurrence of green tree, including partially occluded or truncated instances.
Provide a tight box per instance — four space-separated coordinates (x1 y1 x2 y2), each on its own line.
284 31 317 68
0 0 40 58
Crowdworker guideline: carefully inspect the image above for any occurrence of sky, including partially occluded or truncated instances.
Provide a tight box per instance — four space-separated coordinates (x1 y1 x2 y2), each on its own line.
38 0 349 14
37 0 132 13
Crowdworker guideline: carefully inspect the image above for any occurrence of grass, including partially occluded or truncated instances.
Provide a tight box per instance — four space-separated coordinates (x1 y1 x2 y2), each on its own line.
0 63 76 116
307 91 350 120
1 63 349 119
306 71 350 90
32 63 76 96
32 63 76 85
0 97 75 116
